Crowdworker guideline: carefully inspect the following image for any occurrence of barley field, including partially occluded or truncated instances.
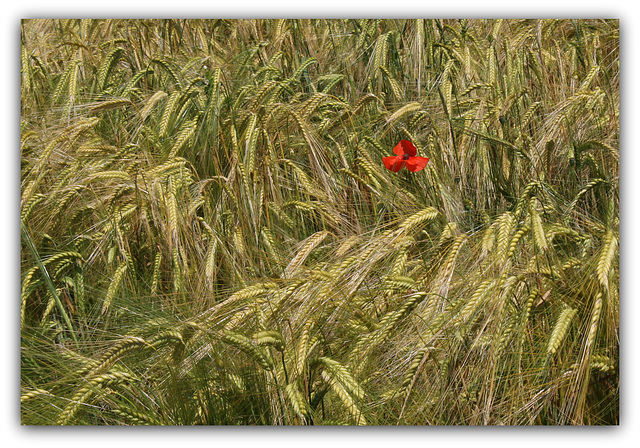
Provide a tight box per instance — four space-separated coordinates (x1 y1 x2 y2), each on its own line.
20 19 619 425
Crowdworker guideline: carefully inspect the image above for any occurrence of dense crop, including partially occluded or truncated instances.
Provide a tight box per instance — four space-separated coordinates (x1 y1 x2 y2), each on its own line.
21 19 618 425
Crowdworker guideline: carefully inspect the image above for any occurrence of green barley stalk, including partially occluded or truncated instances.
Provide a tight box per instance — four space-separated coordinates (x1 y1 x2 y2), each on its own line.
21 224 77 343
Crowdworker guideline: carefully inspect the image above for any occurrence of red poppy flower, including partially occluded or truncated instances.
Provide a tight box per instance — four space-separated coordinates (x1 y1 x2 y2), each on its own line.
382 140 429 173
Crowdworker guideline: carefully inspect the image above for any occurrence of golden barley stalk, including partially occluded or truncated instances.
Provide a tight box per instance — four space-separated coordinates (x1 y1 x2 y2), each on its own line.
339 168 376 192
279 159 322 197
529 201 548 252
353 92 383 114
110 406 163 426
21 388 52 403
399 207 439 231
51 59 74 105
379 66 403 101
204 238 218 290
90 336 148 375
57 371 134 425
442 234 467 278
21 266 40 327
150 252 162 295
98 47 124 91
496 212 516 262
386 102 421 128
285 382 310 422
316 357 367 425
507 225 530 259
140 90 168 121
355 157 382 190
521 101 542 128
148 330 184 348
579 65 600 92
249 80 280 112
159 91 181 138
88 170 132 182
290 57 318 83
284 230 331 278
39 288 60 324
299 92 330 120
585 292 603 353
172 247 184 293
151 57 181 88
90 98 133 113
251 330 285 352
166 183 179 244
228 282 278 303
597 229 618 289
373 31 390 72
391 247 409 277
352 293 427 371
481 221 498 256
296 319 314 377
101 261 128 315
168 117 198 158
547 307 577 355
460 279 495 319
146 157 187 178
21 193 45 222
221 331 274 371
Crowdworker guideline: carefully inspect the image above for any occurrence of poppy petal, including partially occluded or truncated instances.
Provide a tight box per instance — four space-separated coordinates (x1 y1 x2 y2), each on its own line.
392 142 405 156
405 156 429 172
382 156 398 170
383 156 405 172
395 140 417 157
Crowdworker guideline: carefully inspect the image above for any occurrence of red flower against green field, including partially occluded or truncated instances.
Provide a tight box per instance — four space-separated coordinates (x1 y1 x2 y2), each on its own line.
382 140 429 173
